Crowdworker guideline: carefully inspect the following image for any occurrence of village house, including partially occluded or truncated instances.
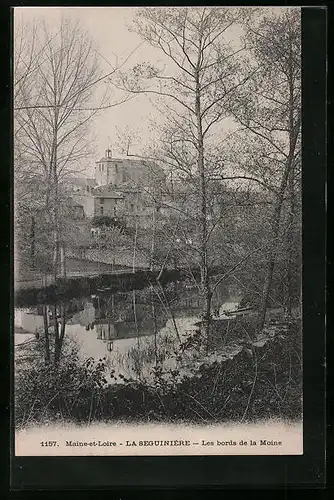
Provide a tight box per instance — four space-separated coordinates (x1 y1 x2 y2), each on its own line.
68 148 166 226
67 177 97 217
92 184 125 217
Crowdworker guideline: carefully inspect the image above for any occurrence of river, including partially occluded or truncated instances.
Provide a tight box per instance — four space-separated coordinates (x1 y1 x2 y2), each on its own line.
14 281 246 382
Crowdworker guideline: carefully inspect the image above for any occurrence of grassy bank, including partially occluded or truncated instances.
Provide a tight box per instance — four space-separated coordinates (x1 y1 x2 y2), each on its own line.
15 317 302 428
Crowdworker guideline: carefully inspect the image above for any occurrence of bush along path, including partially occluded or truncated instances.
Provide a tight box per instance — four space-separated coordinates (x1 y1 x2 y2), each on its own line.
15 316 302 428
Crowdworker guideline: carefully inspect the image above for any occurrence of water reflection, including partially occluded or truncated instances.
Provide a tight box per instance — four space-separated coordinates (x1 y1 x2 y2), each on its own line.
14 281 237 380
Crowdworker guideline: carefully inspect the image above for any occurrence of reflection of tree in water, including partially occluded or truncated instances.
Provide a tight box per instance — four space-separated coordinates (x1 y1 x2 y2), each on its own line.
92 292 156 323
92 291 167 335
18 280 233 368
90 283 231 354
41 302 67 364
92 290 168 373
15 302 71 366
20 281 232 368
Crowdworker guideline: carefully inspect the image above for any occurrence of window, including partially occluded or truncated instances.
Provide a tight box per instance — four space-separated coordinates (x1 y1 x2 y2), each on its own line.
100 198 104 204
86 186 90 193
100 206 104 215
130 203 134 211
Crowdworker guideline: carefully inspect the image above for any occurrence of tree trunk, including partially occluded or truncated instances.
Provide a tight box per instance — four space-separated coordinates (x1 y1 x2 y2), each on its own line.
132 289 142 377
150 285 158 366
53 304 60 364
203 288 213 352
60 243 66 278
53 230 59 282
111 293 115 315
52 171 60 283
257 179 289 330
54 303 66 364
30 216 35 270
132 217 138 273
150 207 156 272
286 168 296 316
43 305 50 363
51 117 59 283
257 42 300 330
257 257 276 330
59 304 66 353
195 57 211 336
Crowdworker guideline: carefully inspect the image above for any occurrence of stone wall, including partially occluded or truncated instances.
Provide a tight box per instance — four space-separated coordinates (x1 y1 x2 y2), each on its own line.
67 247 150 269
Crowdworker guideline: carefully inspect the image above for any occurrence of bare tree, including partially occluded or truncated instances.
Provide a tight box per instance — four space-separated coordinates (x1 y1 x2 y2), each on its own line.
117 7 257 336
226 9 301 328
14 17 107 280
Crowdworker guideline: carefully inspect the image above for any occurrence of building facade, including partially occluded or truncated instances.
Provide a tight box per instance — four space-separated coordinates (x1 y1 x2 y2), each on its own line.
92 184 125 217
68 177 97 217
95 149 164 188
68 149 166 225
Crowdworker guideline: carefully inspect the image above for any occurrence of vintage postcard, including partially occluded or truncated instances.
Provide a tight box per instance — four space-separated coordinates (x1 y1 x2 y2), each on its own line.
13 6 303 457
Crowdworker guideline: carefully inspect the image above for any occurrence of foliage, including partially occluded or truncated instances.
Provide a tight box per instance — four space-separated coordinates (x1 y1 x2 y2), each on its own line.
15 339 110 428
115 7 302 330
91 215 126 231
15 316 302 426
14 16 110 279
14 8 302 431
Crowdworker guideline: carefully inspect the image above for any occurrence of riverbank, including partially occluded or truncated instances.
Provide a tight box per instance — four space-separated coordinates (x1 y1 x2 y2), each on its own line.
15 315 302 428
14 260 239 307
14 268 183 307
14 257 144 290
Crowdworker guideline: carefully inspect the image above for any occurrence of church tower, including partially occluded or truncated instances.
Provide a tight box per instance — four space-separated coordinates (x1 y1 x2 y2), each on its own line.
95 147 114 186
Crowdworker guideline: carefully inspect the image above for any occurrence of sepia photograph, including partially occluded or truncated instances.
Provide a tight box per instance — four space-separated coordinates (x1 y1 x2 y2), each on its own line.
13 6 303 456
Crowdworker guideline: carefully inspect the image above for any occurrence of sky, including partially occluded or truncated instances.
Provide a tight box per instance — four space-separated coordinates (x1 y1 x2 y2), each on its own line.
14 6 171 170
14 6 299 178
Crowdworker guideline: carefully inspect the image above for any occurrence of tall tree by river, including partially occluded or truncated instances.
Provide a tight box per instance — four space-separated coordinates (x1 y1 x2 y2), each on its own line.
118 7 257 336
226 9 301 328
14 17 108 281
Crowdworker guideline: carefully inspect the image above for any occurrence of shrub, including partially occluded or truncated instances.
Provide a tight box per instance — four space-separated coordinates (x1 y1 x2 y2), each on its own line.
15 342 109 428
15 318 302 427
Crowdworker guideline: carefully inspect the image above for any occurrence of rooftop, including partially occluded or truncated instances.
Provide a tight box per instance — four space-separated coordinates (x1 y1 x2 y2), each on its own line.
96 156 157 165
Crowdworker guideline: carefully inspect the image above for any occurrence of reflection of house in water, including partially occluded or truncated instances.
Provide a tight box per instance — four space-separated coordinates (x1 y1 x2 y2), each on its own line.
96 322 118 341
95 318 165 342
95 319 167 353
67 301 95 330
92 293 168 351
66 293 167 352
96 322 118 352
15 299 92 336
